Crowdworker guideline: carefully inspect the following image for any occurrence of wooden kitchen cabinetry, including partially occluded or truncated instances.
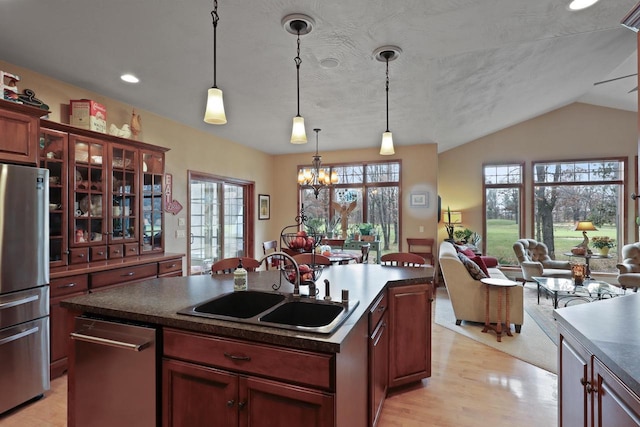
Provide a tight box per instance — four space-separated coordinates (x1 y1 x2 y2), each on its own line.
40 119 169 266
0 99 44 165
369 290 389 427
559 324 640 427
162 328 335 427
387 282 432 389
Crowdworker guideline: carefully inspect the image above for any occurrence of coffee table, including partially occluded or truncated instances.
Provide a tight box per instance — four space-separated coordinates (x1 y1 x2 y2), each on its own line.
532 276 624 309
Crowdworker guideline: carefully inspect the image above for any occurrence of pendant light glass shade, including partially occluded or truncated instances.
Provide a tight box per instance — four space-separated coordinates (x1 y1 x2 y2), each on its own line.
204 0 226 125
204 87 227 124
291 115 307 144
380 131 395 155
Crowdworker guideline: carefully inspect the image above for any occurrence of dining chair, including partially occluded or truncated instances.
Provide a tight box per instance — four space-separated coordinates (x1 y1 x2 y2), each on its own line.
262 240 279 270
321 238 345 251
293 253 332 266
359 243 371 264
381 252 426 267
211 257 261 274
406 238 435 266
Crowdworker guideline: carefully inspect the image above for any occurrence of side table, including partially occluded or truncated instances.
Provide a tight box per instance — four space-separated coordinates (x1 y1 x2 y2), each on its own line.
480 277 518 342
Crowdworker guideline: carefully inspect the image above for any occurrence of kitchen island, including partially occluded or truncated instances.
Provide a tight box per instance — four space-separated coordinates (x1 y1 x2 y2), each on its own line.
555 293 640 427
61 264 433 427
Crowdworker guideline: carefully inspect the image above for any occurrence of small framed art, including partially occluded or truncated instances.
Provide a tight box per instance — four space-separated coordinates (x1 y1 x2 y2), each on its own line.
259 194 270 220
410 192 429 207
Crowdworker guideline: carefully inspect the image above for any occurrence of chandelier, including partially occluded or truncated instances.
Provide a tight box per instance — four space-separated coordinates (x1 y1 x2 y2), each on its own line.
297 128 338 198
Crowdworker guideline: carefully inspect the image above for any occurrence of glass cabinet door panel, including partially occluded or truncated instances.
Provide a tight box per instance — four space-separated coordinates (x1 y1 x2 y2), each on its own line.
40 128 68 267
109 144 138 244
70 135 106 247
141 150 164 253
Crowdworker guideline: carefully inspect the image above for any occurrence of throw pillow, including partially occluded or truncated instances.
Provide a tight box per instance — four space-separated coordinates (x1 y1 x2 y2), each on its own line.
471 255 490 276
454 245 476 258
457 253 488 280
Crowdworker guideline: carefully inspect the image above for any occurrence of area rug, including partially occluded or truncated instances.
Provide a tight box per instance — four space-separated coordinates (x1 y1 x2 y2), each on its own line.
434 287 557 374
522 284 559 345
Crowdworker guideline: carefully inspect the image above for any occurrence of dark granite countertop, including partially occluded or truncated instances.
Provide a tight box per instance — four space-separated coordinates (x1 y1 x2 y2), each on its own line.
554 293 640 395
61 264 432 353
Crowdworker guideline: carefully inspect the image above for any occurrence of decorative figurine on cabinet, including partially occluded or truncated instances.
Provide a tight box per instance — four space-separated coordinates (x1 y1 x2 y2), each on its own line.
1 71 20 103
130 108 141 140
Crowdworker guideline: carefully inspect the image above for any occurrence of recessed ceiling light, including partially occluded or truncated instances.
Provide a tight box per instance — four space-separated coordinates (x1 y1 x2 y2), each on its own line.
120 74 139 83
568 0 599 11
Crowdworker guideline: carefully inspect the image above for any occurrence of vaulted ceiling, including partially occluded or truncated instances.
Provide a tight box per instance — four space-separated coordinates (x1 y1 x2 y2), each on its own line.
0 0 637 154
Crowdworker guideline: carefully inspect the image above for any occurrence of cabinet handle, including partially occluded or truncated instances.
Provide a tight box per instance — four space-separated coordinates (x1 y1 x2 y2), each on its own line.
377 305 385 312
580 378 588 386
586 383 597 394
226 400 235 407
129 248 136 252
238 401 246 410
169 263 177 268
122 272 135 277
57 283 76 289
78 253 85 258
97 251 105 255
223 352 251 362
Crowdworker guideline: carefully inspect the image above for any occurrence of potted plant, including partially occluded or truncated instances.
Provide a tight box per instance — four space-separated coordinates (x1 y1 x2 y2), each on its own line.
358 223 373 236
590 236 615 256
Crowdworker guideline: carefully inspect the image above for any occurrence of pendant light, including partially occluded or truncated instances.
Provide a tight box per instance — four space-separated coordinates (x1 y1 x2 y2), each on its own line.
283 14 314 144
204 0 227 124
374 46 401 155
297 128 339 198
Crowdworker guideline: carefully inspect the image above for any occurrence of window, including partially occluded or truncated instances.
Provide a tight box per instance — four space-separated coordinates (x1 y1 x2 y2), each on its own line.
299 161 400 252
188 171 254 275
532 159 625 273
484 163 524 265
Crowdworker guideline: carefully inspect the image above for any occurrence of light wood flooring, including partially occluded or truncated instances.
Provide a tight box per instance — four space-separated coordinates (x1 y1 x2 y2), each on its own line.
0 322 557 427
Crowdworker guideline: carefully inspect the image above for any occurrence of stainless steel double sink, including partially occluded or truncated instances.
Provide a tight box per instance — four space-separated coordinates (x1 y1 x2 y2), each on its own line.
178 290 359 334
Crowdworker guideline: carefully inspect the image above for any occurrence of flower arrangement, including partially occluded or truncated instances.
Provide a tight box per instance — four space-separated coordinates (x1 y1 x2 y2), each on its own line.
591 236 615 249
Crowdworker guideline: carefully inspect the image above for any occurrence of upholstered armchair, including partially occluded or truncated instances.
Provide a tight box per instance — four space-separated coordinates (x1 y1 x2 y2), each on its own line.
513 238 572 281
616 242 640 291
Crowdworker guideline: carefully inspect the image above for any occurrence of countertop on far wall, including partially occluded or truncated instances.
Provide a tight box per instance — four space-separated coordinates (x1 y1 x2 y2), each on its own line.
554 293 640 395
60 264 433 354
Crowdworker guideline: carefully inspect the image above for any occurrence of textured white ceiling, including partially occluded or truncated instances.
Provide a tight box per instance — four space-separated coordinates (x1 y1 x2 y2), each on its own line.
0 0 637 154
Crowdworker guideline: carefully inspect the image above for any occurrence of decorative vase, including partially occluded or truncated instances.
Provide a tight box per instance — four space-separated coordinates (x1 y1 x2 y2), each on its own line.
598 246 610 257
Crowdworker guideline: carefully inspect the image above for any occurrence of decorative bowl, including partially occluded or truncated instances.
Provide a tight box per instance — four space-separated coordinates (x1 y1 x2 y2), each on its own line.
281 263 324 285
281 232 321 252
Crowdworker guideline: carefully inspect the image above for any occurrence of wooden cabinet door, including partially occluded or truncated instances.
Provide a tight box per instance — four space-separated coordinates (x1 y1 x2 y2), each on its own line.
163 358 238 427
109 143 138 246
388 282 432 388
558 330 591 427
370 311 388 427
140 149 165 253
0 100 42 165
593 357 640 427
240 376 334 427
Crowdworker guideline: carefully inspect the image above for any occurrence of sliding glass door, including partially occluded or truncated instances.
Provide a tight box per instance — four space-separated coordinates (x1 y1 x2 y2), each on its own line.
188 171 254 275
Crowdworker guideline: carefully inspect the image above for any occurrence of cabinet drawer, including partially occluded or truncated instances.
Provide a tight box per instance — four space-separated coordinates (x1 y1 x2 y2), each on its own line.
90 246 108 261
369 290 388 334
91 263 157 290
124 243 139 257
108 244 124 258
164 328 334 391
50 274 89 298
158 259 182 276
69 248 89 264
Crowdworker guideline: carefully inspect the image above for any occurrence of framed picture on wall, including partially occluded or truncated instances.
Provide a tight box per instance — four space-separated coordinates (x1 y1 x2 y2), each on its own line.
259 194 270 220
410 192 429 207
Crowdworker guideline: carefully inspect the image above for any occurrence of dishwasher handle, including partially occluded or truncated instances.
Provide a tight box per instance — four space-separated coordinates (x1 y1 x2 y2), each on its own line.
70 331 152 352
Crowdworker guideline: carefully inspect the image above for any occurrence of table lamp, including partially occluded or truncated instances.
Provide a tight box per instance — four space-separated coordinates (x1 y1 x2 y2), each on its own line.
574 221 598 254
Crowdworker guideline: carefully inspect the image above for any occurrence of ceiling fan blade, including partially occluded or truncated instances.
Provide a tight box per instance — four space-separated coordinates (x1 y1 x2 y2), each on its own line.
594 73 638 86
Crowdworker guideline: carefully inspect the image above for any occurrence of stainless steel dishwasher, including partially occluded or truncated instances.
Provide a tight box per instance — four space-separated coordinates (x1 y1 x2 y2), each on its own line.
70 317 157 427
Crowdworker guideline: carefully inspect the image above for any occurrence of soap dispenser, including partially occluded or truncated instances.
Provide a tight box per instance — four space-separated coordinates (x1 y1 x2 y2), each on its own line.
234 259 248 291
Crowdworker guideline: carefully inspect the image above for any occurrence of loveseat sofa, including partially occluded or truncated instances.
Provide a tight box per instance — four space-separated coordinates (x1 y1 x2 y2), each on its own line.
439 241 523 332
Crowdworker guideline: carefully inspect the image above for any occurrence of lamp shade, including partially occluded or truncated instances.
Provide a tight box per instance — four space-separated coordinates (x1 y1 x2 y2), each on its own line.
204 88 227 124
291 116 307 144
380 131 395 155
574 221 598 231
443 211 462 224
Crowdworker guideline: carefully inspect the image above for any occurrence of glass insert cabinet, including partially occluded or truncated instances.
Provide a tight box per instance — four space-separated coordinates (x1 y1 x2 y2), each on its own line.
39 120 169 266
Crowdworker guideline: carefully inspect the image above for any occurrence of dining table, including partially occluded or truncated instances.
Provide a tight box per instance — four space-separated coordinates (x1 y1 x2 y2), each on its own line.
326 251 361 265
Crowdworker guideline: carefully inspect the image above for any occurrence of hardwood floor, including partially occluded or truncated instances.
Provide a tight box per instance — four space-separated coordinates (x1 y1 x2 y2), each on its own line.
0 323 557 427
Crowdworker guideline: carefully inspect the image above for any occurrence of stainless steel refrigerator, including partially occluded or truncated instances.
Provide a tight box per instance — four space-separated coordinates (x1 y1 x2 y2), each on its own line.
0 163 50 415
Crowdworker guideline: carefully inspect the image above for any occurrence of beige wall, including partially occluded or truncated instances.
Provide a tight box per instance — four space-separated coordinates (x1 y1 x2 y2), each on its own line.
438 102 638 245
2 60 439 261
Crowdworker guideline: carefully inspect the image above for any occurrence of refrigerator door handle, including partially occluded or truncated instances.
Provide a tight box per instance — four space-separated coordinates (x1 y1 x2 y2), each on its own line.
0 326 39 346
0 294 39 310
70 331 151 352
